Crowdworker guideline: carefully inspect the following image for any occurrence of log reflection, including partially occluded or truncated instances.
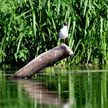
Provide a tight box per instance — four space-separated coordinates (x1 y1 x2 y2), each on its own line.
17 79 74 108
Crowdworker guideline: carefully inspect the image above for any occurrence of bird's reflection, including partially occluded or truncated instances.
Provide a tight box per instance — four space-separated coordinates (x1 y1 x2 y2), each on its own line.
16 79 75 108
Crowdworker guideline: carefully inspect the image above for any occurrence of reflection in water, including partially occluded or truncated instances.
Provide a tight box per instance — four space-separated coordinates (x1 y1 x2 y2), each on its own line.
0 66 108 108
16 79 74 108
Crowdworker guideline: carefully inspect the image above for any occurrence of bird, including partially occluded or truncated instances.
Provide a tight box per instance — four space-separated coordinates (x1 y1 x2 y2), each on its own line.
59 22 68 43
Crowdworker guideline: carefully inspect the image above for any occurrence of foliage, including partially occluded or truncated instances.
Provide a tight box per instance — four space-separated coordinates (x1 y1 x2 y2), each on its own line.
0 0 108 65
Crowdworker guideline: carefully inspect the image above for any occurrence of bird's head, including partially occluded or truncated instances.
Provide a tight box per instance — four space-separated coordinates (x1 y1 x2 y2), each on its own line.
64 22 68 26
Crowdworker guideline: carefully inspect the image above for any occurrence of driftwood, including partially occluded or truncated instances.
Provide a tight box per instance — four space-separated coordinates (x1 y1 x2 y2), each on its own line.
10 43 73 79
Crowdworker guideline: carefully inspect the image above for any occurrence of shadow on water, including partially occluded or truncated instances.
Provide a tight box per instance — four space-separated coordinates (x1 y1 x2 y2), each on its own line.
0 65 108 108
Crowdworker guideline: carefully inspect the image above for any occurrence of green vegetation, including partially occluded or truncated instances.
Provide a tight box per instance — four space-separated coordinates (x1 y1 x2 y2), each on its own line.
0 0 108 65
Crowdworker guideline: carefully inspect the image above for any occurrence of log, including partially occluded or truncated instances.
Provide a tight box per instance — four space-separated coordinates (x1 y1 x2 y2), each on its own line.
10 43 73 79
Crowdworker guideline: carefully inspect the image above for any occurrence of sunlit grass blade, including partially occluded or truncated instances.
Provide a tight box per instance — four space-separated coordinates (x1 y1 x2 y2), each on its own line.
16 33 24 53
73 39 82 55
29 0 36 38
83 0 88 16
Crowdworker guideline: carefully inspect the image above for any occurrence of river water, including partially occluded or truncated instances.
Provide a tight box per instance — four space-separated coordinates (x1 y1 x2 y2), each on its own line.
0 65 108 108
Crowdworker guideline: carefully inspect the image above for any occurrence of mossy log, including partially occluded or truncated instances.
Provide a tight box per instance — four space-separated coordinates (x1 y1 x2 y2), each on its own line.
10 43 73 79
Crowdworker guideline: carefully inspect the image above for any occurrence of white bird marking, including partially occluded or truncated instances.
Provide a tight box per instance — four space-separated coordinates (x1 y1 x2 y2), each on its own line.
59 22 68 40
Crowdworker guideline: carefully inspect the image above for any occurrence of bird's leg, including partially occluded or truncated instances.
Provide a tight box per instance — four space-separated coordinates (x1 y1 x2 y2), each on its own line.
64 39 68 45
64 39 66 44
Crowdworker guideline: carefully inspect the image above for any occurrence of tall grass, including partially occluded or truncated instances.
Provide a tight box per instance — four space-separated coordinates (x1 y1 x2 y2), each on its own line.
0 0 108 65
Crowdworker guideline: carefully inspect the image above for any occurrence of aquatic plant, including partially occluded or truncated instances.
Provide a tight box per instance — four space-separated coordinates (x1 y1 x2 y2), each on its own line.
0 0 108 65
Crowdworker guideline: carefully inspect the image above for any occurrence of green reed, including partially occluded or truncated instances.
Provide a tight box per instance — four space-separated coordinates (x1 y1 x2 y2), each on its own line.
0 0 108 65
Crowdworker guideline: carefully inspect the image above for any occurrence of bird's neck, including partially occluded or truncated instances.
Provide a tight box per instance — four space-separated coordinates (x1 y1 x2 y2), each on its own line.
63 25 68 29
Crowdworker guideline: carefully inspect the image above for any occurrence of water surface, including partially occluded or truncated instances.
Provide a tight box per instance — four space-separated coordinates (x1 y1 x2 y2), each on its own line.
0 66 108 108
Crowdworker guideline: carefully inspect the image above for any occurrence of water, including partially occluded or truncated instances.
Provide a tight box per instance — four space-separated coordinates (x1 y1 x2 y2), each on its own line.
0 66 108 108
